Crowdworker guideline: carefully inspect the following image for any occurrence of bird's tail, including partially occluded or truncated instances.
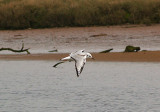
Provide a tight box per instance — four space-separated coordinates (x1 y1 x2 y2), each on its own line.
61 56 71 61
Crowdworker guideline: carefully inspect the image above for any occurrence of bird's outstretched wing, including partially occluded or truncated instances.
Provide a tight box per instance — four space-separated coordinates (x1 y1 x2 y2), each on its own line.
74 56 86 77
53 61 64 68
61 56 71 61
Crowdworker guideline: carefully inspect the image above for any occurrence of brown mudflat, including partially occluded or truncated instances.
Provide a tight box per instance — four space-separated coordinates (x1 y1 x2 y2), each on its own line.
1 24 160 53
1 51 160 62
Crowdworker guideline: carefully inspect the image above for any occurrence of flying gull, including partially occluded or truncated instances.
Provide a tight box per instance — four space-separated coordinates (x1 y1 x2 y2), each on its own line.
61 50 93 77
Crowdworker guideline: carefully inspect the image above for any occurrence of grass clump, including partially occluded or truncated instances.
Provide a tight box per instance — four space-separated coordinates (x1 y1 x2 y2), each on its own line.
0 0 160 29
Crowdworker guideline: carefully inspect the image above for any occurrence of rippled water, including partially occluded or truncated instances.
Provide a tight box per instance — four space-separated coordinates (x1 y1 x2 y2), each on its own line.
0 61 160 112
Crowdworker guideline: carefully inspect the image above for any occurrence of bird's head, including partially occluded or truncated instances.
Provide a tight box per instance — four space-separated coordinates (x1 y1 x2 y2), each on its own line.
81 49 85 53
86 53 94 59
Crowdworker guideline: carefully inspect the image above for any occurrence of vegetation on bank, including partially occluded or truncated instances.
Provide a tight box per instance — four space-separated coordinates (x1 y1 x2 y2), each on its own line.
0 0 160 29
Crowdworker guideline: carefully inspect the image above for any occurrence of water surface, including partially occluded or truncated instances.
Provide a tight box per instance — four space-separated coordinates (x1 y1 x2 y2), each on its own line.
0 61 160 112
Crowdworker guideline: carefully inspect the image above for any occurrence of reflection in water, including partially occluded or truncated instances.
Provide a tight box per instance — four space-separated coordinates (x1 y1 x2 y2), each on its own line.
0 61 160 112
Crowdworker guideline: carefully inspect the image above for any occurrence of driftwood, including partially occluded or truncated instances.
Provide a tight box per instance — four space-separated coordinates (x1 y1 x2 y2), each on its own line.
0 43 30 54
99 48 113 53
48 49 58 52
90 33 107 37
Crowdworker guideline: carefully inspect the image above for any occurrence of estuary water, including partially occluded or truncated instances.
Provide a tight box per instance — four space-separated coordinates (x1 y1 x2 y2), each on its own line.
0 61 160 112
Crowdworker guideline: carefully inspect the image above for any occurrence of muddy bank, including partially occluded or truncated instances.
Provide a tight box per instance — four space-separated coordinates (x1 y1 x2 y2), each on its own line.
1 51 160 62
0 25 160 54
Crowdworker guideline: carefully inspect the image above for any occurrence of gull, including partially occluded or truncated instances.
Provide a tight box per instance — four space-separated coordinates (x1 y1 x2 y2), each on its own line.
61 50 93 77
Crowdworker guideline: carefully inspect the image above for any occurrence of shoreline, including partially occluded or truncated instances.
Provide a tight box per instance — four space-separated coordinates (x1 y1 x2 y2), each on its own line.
1 51 160 62
1 25 160 62
1 24 160 54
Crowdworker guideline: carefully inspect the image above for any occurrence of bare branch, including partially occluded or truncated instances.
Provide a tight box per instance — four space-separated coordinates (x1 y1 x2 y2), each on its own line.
0 43 30 54
99 48 113 53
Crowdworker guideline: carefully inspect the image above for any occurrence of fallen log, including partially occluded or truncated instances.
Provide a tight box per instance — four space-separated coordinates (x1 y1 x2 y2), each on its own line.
48 49 58 52
0 43 30 54
99 48 113 53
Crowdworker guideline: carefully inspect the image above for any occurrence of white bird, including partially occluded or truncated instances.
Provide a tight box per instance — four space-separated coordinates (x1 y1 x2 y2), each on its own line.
61 50 93 77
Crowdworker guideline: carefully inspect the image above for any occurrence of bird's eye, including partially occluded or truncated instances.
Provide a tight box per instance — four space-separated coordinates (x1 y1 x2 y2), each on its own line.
82 50 84 52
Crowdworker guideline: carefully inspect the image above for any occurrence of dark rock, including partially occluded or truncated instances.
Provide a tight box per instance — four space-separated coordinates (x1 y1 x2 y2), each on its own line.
124 45 140 52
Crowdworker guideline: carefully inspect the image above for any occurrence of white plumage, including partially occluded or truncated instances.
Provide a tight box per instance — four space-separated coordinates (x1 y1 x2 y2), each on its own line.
61 50 93 77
